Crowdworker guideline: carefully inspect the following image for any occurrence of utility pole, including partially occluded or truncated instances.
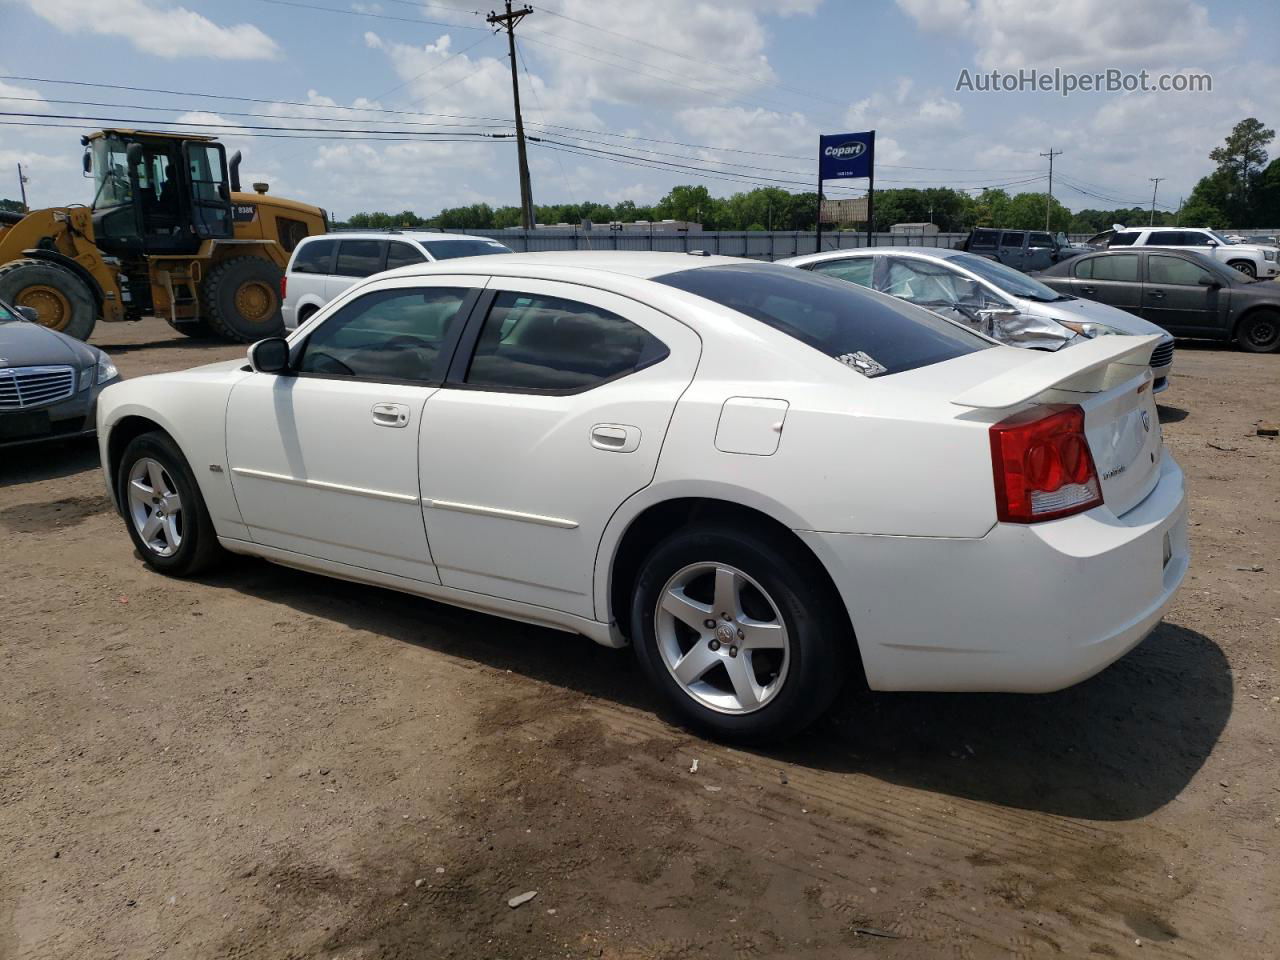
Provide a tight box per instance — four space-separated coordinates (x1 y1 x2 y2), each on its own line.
1174 196 1183 226
1039 148 1062 231
17 162 29 212
1148 177 1164 226
487 2 535 229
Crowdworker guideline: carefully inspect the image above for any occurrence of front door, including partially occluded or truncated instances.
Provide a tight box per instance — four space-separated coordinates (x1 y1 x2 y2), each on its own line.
225 278 480 581
418 279 700 618
1142 253 1224 335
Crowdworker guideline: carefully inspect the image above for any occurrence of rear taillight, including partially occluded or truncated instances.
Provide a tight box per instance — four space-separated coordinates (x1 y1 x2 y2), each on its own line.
280 275 288 299
989 404 1102 523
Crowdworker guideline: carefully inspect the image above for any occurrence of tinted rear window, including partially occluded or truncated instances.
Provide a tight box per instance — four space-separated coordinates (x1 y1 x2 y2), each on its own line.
423 239 513 260
1109 233 1138 246
656 264 990 378
291 238 335 274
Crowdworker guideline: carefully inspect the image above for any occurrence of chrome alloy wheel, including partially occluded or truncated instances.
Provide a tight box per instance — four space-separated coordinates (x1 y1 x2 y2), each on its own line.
127 457 184 557
655 562 791 714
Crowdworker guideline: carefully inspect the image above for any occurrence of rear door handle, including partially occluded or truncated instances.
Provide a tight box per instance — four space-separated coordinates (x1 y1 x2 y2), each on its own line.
1080 285 1096 294
590 423 641 453
1148 290 1165 299
372 402 410 428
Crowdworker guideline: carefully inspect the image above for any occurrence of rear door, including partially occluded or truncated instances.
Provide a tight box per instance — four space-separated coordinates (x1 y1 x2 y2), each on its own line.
1025 231 1056 271
1073 253 1142 315
1142 253 1222 334
418 279 701 617
998 231 1026 270
326 239 387 301
805 255 877 288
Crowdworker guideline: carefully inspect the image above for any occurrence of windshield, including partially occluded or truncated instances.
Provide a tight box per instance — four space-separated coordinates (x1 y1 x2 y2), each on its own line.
656 263 990 378
950 253 1067 301
423 239 512 260
90 136 133 208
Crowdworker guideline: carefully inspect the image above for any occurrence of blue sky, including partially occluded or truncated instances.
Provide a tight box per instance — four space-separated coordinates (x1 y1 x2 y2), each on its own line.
2 0 1276 219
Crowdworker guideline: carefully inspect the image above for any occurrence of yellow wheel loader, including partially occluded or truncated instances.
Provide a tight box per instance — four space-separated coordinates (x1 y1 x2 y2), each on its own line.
0 129 327 342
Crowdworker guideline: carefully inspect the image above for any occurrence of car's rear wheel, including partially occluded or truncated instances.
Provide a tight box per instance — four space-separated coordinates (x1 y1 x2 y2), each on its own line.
116 431 223 576
630 524 850 742
1237 309 1280 353
1228 260 1257 279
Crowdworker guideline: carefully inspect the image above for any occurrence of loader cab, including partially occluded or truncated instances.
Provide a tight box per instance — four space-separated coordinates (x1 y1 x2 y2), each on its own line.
84 130 234 257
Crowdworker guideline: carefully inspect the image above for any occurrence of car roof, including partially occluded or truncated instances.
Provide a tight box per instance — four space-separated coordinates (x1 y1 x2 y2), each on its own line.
781 246 966 266
300 231 500 244
377 250 759 280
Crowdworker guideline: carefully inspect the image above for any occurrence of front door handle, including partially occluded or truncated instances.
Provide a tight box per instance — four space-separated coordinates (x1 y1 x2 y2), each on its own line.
372 402 410 428
590 423 641 453
1080 285 1097 294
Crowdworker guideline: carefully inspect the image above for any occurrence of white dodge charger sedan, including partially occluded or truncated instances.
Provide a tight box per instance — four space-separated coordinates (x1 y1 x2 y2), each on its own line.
97 252 1188 741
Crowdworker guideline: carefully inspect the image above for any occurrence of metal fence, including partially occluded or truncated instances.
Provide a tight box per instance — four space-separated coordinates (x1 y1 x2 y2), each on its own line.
434 229 973 260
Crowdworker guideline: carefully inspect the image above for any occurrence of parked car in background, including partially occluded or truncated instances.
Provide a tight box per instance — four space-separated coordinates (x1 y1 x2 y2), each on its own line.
1035 247 1280 352
780 247 1174 391
96 252 1186 742
1 296 120 447
955 228 1085 271
1086 226 1279 280
282 231 513 330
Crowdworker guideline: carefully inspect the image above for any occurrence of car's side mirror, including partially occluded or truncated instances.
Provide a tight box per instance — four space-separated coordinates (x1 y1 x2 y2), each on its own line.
15 305 39 323
1205 239 1218 247
248 337 291 373
1198 278 1222 289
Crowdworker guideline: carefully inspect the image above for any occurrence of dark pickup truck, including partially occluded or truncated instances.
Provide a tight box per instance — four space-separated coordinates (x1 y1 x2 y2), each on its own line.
956 228 1086 272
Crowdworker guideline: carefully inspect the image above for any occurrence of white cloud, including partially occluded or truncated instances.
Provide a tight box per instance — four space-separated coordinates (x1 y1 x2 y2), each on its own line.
896 0 1234 70
17 0 280 60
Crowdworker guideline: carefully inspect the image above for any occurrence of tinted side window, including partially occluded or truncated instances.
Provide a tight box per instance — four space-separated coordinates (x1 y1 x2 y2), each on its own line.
809 257 875 287
335 239 386 277
1000 232 1024 247
1148 231 1184 246
880 257 984 306
465 292 668 392
423 239 513 260
1108 233 1138 247
1149 255 1214 286
299 287 469 382
291 238 336 274
1088 254 1139 282
1029 232 1054 247
387 242 427 271
1073 258 1094 279
1182 231 1213 246
969 229 998 250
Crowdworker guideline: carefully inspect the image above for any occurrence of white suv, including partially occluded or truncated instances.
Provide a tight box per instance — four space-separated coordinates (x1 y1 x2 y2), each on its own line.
1089 226 1278 280
282 231 513 329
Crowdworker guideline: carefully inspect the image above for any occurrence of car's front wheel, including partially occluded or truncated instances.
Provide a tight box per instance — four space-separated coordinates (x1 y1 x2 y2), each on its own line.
1228 260 1257 279
116 431 224 576
631 524 851 742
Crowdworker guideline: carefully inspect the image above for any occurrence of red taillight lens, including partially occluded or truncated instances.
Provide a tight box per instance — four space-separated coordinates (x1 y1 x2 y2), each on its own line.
989 404 1103 523
280 275 288 299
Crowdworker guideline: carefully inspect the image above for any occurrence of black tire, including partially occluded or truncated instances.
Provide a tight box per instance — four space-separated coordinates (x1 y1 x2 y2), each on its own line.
200 255 284 342
630 523 852 743
115 430 224 576
0 258 97 340
1236 309 1280 353
164 317 216 339
1227 260 1257 279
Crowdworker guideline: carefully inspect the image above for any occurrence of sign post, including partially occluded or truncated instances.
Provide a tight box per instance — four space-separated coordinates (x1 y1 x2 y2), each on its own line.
817 130 875 250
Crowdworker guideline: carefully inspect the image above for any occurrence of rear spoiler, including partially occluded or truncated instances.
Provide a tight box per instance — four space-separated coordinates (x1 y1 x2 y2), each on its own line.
952 335 1161 410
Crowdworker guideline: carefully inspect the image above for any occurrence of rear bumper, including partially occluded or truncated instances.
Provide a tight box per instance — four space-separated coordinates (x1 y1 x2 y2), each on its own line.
800 450 1188 693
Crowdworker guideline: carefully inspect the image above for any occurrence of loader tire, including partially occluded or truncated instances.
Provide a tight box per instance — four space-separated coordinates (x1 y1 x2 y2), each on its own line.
0 258 97 340
200 256 284 343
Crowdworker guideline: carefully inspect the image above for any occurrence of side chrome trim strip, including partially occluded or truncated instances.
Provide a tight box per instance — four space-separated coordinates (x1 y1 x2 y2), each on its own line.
230 467 420 504
423 497 579 530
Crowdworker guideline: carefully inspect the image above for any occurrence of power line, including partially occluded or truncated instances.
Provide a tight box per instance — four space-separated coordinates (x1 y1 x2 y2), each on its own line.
251 0 490 32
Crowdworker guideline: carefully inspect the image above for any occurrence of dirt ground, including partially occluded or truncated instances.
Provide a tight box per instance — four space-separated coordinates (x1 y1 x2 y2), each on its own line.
1 317 1277 960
